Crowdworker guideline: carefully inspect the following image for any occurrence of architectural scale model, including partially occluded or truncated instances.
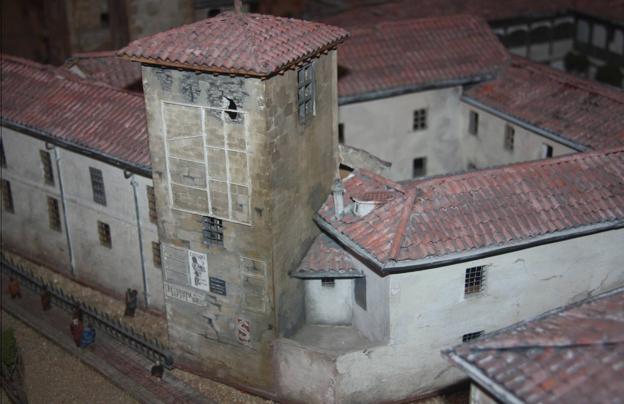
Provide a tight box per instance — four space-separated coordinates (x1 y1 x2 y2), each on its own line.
1 4 623 403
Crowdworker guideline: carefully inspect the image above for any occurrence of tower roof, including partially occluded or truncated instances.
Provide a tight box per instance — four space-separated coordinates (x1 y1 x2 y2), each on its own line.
118 12 349 77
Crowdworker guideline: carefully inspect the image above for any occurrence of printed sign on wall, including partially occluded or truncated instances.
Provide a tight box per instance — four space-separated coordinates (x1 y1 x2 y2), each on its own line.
164 282 207 306
188 250 209 291
236 318 251 346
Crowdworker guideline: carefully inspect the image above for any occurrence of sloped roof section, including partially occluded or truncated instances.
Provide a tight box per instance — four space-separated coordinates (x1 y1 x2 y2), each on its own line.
292 233 363 278
0 55 150 173
317 148 624 271
118 12 349 77
444 287 624 404
338 15 509 101
464 57 624 151
63 51 142 90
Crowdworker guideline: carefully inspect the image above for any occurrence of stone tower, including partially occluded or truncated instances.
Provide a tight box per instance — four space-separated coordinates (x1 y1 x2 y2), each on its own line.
119 12 348 392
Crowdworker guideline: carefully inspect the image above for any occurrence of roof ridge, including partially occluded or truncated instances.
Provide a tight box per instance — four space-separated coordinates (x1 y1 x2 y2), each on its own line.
389 189 418 260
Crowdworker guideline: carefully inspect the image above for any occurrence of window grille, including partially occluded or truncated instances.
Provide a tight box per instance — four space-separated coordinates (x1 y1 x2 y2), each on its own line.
504 125 515 151
412 157 427 178
464 265 486 295
201 216 223 245
40 150 54 185
321 278 335 288
298 63 315 124
152 241 162 268
469 111 479 135
413 109 428 131
97 221 112 248
90 167 106 205
1 179 14 213
147 185 157 223
47 197 61 231
462 331 484 342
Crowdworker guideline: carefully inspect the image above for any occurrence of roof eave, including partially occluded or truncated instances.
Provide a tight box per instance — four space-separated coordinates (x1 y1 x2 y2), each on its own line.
290 270 364 279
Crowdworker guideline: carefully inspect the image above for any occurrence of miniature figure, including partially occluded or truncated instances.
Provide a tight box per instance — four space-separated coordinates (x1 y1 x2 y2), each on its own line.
72 303 83 322
80 322 96 349
151 361 164 379
70 318 83 347
40 286 51 311
8 277 21 299
124 288 138 317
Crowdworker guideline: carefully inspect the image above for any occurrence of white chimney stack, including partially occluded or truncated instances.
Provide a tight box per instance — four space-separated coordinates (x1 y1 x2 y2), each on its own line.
332 178 345 218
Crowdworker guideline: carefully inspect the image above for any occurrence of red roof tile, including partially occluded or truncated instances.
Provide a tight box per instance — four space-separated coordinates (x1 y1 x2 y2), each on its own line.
464 57 624 151
1 55 150 172
338 15 509 100
118 12 349 77
444 287 624 404
292 233 363 278
317 148 624 270
321 0 624 28
63 51 142 91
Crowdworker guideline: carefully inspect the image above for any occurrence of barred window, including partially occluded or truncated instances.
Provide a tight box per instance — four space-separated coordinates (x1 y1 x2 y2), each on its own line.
201 216 223 246
504 125 515 151
97 221 111 248
147 185 157 223
298 63 315 124
90 167 106 206
464 265 486 295
152 241 162 268
0 138 6 168
321 278 335 288
47 197 61 231
462 331 484 342
1 179 14 213
469 111 479 135
413 108 427 131
40 150 54 185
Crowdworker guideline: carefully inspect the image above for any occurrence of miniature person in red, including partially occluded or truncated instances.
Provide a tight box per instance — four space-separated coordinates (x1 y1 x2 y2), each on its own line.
8 277 21 299
70 318 83 347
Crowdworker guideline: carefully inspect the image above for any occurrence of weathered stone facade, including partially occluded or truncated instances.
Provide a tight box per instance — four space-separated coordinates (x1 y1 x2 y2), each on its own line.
141 51 338 390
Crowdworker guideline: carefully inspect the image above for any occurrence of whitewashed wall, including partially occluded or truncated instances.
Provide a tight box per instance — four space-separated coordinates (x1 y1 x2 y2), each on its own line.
338 87 463 180
0 126 164 310
305 279 354 325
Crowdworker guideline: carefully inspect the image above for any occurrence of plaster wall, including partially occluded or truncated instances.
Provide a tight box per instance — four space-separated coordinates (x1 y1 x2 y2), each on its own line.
459 102 577 170
0 126 164 309
276 228 624 403
351 261 389 343
338 87 463 180
126 0 193 40
305 279 353 325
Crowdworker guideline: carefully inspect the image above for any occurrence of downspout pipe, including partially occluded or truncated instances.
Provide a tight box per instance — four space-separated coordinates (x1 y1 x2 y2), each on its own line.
127 172 149 308
52 146 75 276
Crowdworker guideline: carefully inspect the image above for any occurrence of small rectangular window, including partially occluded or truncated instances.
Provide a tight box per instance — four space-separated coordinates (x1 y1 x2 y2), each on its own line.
462 331 484 342
465 265 486 296
469 111 479 135
413 157 427 178
47 197 61 232
543 144 554 158
90 167 106 206
0 138 6 168
201 216 223 246
504 125 515 151
338 123 345 144
97 221 112 248
298 63 315 124
147 185 157 223
413 108 427 131
321 278 335 288
152 241 162 268
1 179 14 213
40 150 54 185
355 277 367 310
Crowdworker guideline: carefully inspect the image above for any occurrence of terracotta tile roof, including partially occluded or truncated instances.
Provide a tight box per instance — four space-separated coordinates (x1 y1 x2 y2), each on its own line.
0 55 150 173
464 57 624 151
118 12 349 77
321 0 624 28
337 15 509 101
292 233 363 278
317 148 624 271
63 51 142 91
444 287 624 404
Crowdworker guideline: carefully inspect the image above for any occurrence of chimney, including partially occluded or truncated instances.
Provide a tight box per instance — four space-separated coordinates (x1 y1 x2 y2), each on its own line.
234 0 242 13
332 179 345 218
